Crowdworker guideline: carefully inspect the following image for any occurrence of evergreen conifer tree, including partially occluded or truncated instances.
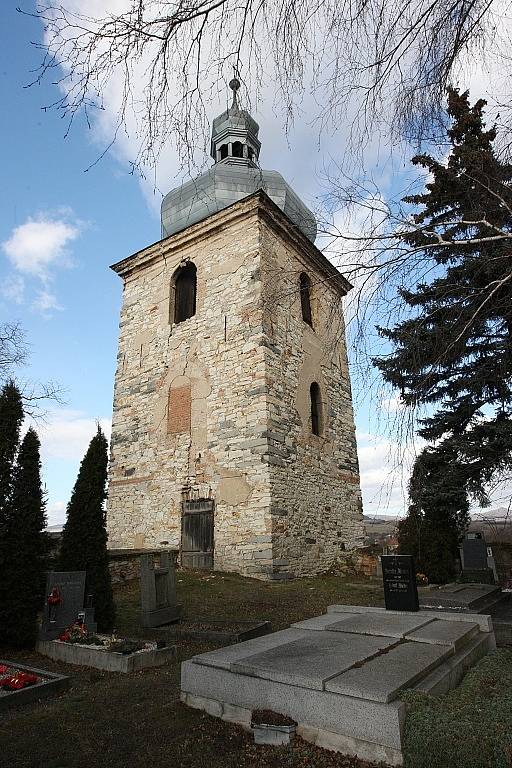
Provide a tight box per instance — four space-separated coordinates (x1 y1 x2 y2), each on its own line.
0 381 24 646
374 89 512 580
60 426 115 631
398 445 469 582
1 428 48 648
0 381 24 520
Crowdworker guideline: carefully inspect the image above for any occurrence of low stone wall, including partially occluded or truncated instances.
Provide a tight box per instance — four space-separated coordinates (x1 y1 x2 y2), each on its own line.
329 548 380 579
108 549 144 583
108 547 378 583
109 548 179 584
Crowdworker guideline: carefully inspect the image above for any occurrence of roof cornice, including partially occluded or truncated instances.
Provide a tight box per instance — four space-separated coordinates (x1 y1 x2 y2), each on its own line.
110 190 352 296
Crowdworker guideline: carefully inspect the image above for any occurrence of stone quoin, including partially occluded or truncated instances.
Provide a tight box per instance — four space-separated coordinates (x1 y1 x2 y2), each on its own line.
106 82 365 578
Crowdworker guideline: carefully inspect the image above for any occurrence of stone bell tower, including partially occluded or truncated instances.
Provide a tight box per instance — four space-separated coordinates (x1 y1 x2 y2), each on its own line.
106 80 365 579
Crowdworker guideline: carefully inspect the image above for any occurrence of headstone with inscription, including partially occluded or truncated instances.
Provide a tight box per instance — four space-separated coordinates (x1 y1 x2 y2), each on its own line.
381 554 419 612
40 571 89 640
140 550 181 627
461 533 488 570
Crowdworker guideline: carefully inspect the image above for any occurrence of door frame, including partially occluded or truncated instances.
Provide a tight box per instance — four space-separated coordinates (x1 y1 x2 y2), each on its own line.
180 498 215 569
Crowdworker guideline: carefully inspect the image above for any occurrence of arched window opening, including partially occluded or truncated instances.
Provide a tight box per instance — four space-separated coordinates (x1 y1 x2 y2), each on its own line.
173 262 197 324
300 273 313 327
247 147 254 161
220 144 229 159
232 141 244 158
310 382 322 436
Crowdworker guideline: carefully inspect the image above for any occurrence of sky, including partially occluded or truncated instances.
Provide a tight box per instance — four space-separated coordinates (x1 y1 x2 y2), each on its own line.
0 2 505 527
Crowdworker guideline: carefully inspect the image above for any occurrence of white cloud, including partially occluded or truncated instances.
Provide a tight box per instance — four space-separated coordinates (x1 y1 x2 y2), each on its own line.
2 215 80 280
47 500 67 527
32 289 64 316
31 409 112 462
1 274 25 304
356 430 420 518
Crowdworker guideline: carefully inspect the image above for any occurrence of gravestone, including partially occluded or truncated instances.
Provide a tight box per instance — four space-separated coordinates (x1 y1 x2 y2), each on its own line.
140 550 182 627
460 533 494 583
381 555 419 612
462 533 488 570
40 571 89 640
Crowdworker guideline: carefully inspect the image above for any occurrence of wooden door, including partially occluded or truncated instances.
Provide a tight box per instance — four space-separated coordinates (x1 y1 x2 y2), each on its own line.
181 499 214 569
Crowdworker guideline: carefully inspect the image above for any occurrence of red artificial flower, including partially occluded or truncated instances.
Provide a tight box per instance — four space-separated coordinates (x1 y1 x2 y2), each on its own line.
0 671 39 690
47 587 63 606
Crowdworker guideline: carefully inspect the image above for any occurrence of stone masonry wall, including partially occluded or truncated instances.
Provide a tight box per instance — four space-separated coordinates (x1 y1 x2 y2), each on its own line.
107 200 275 575
107 193 365 578
259 211 365 578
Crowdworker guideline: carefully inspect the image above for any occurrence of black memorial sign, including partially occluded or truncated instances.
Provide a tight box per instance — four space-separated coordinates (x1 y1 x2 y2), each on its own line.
381 555 419 612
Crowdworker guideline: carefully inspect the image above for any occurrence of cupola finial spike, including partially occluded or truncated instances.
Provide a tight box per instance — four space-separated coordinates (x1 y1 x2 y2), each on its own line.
229 76 241 110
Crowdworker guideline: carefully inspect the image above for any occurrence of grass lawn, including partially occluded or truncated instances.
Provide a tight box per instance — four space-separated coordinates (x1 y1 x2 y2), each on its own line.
2 569 511 768
116 568 385 636
0 570 385 768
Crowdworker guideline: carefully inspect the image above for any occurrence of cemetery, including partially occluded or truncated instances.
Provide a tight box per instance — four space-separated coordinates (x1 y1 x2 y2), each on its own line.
0 565 511 768
1 61 511 768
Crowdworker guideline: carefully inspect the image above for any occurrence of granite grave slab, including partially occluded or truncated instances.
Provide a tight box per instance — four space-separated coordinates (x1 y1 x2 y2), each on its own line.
182 605 496 765
419 582 501 612
325 641 452 702
231 632 398 690
318 612 433 639
405 619 479 650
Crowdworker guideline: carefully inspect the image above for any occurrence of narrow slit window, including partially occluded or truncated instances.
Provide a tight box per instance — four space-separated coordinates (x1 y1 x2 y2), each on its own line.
173 262 197 324
300 273 313 327
310 382 322 436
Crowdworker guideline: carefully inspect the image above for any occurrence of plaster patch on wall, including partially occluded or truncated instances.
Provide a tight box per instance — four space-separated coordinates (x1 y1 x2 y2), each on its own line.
217 468 253 505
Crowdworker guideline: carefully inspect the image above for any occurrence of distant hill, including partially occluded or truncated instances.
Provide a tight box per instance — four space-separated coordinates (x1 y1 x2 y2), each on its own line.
363 515 398 525
471 507 511 522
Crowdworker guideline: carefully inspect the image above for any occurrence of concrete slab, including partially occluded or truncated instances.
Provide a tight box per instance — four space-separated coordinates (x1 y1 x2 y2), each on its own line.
327 604 494 632
419 583 501 611
192 628 310 670
231 631 399 690
413 632 494 697
291 614 358 631
405 619 479 650
181 660 406 750
325 641 452 702
326 612 434 639
181 605 496 765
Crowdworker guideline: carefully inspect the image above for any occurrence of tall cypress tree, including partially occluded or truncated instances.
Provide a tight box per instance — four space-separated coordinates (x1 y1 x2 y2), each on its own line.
2 428 48 648
60 426 115 631
0 380 24 520
0 381 24 646
374 89 512 578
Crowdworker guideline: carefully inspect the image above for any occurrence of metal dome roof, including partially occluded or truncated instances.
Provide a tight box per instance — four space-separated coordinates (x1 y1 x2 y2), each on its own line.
161 80 317 242
161 164 317 242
